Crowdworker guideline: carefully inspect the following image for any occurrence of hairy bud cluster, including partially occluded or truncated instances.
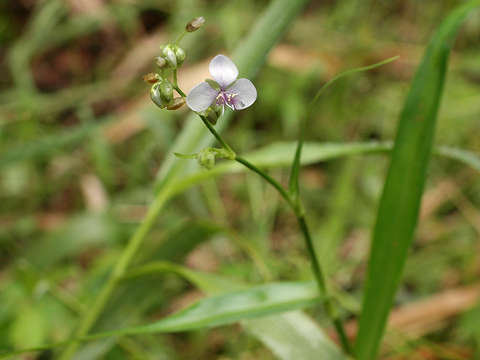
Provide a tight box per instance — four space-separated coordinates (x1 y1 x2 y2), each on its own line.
146 15 205 112
158 44 186 69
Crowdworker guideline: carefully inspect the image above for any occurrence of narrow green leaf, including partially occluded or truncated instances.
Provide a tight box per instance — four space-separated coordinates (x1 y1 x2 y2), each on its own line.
288 56 399 198
163 141 480 202
125 261 247 295
126 263 347 360
355 3 480 359
90 282 319 337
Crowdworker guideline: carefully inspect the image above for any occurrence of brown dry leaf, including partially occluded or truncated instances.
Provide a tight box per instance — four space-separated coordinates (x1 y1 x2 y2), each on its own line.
343 283 480 340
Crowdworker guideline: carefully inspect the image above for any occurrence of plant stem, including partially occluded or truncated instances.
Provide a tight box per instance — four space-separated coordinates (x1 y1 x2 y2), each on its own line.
297 215 352 354
58 191 170 359
199 115 235 158
174 30 187 44
199 115 352 355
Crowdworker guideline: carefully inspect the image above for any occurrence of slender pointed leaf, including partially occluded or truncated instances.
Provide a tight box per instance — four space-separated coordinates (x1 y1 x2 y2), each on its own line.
355 3 480 359
93 282 319 335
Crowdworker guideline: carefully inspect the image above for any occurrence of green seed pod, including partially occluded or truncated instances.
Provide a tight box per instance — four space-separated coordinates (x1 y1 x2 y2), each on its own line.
175 47 186 67
162 44 177 68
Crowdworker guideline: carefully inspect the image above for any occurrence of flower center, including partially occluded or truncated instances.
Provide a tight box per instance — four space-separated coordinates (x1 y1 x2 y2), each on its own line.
216 91 237 109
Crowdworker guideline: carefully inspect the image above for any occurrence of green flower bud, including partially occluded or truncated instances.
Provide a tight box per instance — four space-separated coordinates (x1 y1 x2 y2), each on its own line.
167 97 185 110
150 80 174 109
186 16 205 32
162 44 177 68
150 82 167 109
159 80 173 103
175 47 186 66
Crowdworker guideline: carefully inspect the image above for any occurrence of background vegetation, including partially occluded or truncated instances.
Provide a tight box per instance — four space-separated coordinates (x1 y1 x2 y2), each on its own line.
1 0 480 359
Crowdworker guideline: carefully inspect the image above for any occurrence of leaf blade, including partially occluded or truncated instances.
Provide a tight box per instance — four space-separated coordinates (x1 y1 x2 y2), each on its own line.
355 2 480 359
93 282 320 336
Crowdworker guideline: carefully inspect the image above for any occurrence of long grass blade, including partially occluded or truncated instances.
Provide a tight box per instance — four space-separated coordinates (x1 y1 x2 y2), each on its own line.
355 3 480 359
94 282 320 335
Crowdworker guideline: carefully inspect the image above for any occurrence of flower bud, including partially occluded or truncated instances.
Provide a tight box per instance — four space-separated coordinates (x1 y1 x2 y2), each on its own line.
143 72 160 84
167 97 185 110
162 45 177 68
155 56 167 69
150 80 174 109
175 47 186 66
159 80 173 103
186 16 205 32
150 82 166 109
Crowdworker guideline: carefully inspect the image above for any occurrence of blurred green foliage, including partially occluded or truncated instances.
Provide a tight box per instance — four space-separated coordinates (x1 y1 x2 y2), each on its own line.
1 0 480 359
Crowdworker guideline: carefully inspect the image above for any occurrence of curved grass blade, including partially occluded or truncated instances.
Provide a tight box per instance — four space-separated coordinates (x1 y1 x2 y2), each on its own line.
355 2 480 359
124 261 247 295
92 282 319 335
125 263 348 360
288 56 399 198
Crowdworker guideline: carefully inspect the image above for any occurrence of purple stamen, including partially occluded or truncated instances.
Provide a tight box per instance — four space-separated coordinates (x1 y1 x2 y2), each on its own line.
216 91 237 110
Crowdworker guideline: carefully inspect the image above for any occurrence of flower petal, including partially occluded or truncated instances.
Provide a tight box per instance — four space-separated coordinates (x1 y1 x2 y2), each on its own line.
186 82 219 112
227 78 257 110
209 55 238 89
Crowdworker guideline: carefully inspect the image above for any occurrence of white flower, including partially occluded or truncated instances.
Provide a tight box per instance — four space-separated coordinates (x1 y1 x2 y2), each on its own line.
186 55 257 112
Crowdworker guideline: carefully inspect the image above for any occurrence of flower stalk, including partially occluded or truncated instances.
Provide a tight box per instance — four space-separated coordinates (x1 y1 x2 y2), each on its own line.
197 113 352 354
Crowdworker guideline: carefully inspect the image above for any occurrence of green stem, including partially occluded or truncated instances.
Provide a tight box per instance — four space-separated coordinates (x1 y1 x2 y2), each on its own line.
199 115 235 158
198 114 352 355
297 215 352 355
58 190 170 359
174 30 187 44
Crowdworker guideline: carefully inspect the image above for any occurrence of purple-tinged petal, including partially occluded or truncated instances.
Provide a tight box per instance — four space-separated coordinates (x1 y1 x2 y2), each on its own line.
186 82 219 112
226 79 257 110
209 55 238 89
